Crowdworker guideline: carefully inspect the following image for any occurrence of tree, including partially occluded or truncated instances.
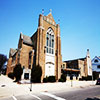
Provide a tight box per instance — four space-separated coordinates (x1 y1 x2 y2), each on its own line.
0 54 7 72
13 64 23 82
8 72 14 79
31 65 42 83
59 74 66 82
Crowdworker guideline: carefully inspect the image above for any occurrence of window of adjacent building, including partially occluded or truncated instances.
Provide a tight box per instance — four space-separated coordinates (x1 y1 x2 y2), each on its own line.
97 65 100 69
63 64 65 69
46 28 54 54
94 59 98 63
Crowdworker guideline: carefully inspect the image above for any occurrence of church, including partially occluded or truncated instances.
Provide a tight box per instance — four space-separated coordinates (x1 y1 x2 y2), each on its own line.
62 49 92 80
6 11 62 81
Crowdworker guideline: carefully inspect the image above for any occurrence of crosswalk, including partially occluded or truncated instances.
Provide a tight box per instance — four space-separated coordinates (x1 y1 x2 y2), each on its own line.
0 92 66 100
29 94 42 100
12 96 17 100
41 92 66 100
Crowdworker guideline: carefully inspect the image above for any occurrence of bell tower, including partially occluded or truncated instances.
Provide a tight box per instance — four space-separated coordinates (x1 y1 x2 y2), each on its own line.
86 49 92 76
36 10 62 81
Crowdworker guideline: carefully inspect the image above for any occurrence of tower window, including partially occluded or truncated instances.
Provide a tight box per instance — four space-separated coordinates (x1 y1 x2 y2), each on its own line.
46 28 54 54
46 38 49 46
46 47 48 53
51 49 54 54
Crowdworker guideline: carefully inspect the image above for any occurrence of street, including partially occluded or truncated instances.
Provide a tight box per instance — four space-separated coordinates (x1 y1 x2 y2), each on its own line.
0 85 100 100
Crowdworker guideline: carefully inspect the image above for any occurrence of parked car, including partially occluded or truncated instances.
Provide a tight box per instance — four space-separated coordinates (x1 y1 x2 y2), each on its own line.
96 78 100 85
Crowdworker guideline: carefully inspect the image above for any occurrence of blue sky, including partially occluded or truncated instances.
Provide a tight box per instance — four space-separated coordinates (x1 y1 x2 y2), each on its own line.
0 0 100 61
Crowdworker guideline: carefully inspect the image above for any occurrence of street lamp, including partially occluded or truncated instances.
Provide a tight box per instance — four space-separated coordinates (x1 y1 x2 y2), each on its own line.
79 67 81 80
30 50 34 91
89 66 94 85
91 67 94 85
30 76 32 91
89 66 93 85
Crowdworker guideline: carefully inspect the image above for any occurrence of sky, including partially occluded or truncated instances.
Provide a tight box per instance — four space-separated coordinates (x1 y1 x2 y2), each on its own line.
0 0 100 61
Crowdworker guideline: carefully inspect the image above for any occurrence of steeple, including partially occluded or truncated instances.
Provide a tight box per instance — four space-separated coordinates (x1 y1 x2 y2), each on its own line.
86 49 90 58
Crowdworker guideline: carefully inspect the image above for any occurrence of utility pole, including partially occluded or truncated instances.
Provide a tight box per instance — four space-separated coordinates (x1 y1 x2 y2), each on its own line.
92 67 94 85
30 76 32 91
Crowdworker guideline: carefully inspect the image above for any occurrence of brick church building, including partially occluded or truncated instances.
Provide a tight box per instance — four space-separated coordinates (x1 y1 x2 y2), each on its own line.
6 11 62 81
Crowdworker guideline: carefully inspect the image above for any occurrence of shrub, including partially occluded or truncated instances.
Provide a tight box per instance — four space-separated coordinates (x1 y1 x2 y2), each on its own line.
13 64 23 82
8 72 14 79
43 76 56 83
59 74 66 82
48 76 56 82
61 74 66 82
58 78 64 82
31 65 42 83
43 77 48 83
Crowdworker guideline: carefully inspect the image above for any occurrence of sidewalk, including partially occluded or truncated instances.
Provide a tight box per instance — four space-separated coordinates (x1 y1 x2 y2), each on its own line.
0 75 96 99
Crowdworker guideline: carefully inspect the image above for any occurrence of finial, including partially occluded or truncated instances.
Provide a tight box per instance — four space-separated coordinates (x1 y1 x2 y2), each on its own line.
87 49 89 51
86 49 90 58
50 9 52 13
20 32 22 34
42 9 44 15
58 19 60 24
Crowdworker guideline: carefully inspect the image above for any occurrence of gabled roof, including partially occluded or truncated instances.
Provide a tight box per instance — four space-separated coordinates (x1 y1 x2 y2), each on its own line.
47 13 54 20
92 56 100 62
64 57 86 63
20 33 33 46
45 12 56 24
9 48 17 57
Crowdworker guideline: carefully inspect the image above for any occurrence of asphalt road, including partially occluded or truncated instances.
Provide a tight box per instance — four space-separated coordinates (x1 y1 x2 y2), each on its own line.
0 85 100 100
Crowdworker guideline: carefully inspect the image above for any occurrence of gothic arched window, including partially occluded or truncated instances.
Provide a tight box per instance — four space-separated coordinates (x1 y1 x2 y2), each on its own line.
46 28 54 54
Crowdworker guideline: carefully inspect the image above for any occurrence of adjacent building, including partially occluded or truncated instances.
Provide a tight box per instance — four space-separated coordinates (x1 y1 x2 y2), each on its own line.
92 56 100 79
92 56 100 72
62 49 92 80
6 11 62 81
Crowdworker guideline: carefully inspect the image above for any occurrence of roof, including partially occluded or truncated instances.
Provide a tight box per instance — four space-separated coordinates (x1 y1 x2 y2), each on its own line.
92 56 100 62
20 33 33 46
9 48 17 57
47 12 55 22
64 57 86 63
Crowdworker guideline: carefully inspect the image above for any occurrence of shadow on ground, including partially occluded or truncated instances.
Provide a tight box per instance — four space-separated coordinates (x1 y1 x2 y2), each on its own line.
85 98 100 100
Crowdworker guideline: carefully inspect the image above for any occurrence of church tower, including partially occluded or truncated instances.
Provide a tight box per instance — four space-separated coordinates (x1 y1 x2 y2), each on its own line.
86 49 92 76
35 11 62 81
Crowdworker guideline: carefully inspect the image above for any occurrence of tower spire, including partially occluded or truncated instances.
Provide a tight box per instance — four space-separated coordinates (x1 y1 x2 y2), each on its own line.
42 9 44 15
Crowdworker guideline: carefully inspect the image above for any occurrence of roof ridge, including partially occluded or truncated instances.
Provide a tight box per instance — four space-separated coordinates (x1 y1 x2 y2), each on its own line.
64 57 86 62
